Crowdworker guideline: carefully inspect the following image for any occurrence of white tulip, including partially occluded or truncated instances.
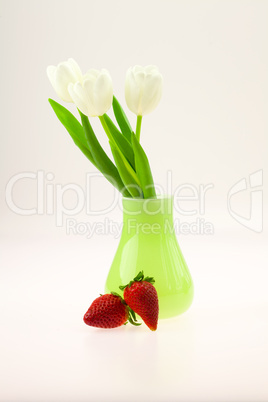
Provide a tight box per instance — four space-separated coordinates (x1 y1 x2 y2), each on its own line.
125 65 163 116
47 58 83 102
68 69 113 117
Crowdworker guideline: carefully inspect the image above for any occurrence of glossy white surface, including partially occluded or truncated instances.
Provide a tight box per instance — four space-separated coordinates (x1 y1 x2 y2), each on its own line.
1 231 268 402
1 0 267 400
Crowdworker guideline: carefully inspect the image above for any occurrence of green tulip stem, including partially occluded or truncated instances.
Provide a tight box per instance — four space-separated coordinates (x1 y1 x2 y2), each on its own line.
99 115 113 142
99 114 131 159
99 114 131 161
99 114 143 197
136 115 142 142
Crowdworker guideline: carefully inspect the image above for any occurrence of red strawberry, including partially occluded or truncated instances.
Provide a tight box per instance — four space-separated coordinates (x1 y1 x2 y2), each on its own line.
120 271 159 331
83 293 140 329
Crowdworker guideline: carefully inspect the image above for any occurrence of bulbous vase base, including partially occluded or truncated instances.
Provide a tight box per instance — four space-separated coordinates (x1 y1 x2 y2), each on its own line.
105 197 194 320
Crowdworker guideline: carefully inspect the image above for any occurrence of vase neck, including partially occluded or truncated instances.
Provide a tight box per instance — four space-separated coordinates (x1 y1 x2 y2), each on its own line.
122 197 174 235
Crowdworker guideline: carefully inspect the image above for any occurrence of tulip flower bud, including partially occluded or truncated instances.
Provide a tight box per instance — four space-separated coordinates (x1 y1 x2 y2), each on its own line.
125 65 163 116
47 58 83 102
68 69 113 117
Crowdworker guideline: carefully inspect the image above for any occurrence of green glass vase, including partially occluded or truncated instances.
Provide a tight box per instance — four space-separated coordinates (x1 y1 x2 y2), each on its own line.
105 196 194 319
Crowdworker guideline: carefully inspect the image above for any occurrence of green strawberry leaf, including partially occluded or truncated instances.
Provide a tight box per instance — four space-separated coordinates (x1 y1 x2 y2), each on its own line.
128 307 141 326
119 270 156 290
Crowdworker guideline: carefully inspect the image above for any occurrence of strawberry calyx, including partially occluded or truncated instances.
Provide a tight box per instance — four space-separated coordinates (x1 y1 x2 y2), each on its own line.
111 291 124 299
127 307 141 326
111 291 141 327
119 270 155 291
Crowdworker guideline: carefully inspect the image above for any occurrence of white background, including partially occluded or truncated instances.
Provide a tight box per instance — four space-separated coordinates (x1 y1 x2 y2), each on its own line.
1 1 268 401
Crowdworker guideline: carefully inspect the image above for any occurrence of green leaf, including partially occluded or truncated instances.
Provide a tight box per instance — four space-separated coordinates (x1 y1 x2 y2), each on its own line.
128 315 142 326
128 307 142 326
143 276 155 284
131 133 156 199
111 291 121 297
109 141 143 198
112 96 132 143
49 98 96 166
103 114 135 169
48 98 89 150
133 271 144 282
119 270 155 291
48 99 131 197
129 309 137 322
80 112 131 197
77 142 97 167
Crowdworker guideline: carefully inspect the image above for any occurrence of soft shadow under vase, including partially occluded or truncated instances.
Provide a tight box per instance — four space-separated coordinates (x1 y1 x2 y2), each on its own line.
105 196 194 319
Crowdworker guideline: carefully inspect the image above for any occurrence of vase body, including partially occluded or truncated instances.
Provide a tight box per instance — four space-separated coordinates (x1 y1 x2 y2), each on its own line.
105 197 194 319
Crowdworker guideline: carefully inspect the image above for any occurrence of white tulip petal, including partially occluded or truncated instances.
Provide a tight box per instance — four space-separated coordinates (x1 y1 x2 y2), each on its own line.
144 65 158 74
125 65 163 115
47 65 57 90
68 82 89 116
134 71 145 87
141 74 163 115
54 64 76 102
49 62 114 117
67 58 83 82
83 77 95 98
125 69 141 115
76 82 96 117
47 58 83 102
94 72 113 115
84 69 100 80
132 65 143 74
83 79 99 116
101 68 110 75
